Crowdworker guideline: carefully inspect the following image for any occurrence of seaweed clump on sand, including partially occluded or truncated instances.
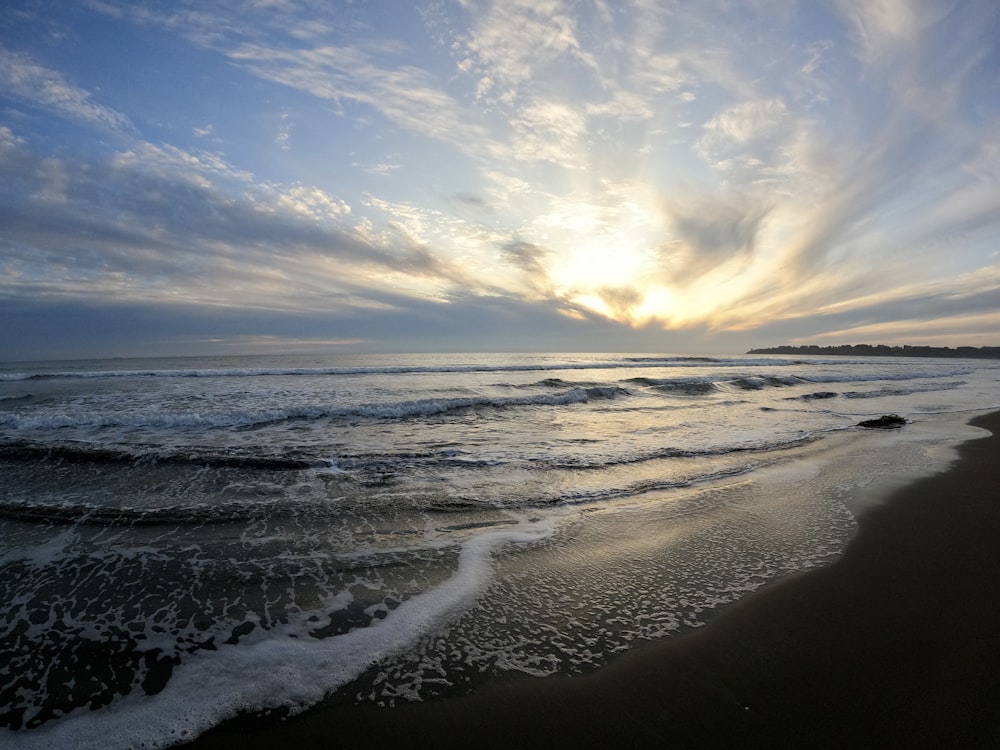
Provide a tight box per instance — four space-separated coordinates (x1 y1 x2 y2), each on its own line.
857 414 907 429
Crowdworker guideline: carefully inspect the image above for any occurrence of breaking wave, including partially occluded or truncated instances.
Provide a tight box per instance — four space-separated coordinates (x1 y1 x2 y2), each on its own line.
0 390 593 431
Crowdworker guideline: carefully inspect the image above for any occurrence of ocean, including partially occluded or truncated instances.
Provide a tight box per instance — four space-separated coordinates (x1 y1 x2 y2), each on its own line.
2 351 998 748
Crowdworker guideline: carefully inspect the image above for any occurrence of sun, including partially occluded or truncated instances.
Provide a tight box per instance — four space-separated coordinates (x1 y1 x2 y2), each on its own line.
550 233 650 290
631 286 677 324
532 191 686 325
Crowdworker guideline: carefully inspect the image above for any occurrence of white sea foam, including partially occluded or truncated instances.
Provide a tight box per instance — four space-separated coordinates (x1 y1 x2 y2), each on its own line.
2 518 555 750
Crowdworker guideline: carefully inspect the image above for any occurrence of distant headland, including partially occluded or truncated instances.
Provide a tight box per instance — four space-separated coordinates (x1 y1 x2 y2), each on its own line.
747 344 1000 359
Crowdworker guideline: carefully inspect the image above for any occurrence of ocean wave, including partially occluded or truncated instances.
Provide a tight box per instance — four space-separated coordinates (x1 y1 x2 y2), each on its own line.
0 497 276 526
625 377 718 395
841 380 967 398
798 368 974 384
620 368 974 397
0 439 802 527
0 394 35 403
0 389 593 432
623 356 799 367
793 380 968 401
549 433 816 471
0 430 807 479
584 386 627 399
625 374 805 394
0 440 503 476
722 375 807 390
557 463 758 505
0 440 323 470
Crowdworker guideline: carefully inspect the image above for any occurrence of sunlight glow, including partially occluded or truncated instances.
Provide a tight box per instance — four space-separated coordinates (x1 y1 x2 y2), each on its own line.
633 286 677 324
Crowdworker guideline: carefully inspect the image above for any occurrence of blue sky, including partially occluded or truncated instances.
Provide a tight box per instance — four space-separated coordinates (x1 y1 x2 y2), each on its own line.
2 0 999 359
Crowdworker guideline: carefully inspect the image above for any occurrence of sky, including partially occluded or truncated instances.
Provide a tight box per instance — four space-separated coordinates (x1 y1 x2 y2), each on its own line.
2 0 1000 360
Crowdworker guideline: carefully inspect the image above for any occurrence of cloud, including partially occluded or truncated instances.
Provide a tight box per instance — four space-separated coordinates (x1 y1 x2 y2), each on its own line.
702 99 790 146
275 114 293 150
455 0 592 100
0 47 132 131
506 100 588 165
836 0 944 67
366 162 401 176
0 127 474 314
501 240 554 296
795 272 1000 346
227 42 488 150
660 195 772 283
271 185 351 220
593 286 644 320
0 288 706 361
697 99 793 175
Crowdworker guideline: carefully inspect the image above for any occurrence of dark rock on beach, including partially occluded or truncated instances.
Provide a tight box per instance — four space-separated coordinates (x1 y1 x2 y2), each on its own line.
857 414 906 429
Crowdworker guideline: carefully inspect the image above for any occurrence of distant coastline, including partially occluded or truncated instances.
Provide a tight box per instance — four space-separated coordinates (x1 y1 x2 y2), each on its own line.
747 344 1000 359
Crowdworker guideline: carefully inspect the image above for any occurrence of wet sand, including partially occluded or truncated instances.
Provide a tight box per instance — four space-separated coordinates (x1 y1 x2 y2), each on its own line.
185 411 1000 749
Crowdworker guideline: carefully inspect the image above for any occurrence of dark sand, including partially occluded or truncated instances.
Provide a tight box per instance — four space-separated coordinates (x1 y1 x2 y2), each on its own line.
185 412 1000 749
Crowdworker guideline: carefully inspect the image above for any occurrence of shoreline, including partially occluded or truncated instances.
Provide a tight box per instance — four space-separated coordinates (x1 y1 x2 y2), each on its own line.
185 411 1000 749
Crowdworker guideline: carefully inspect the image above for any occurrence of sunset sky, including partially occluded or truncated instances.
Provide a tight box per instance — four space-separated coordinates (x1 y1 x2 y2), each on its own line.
2 1 999 360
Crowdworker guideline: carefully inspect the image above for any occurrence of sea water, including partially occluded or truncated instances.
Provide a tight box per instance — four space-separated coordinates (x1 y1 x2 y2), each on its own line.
1 352 998 748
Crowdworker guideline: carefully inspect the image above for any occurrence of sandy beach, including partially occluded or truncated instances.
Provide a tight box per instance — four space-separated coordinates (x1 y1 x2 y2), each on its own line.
184 411 1000 749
